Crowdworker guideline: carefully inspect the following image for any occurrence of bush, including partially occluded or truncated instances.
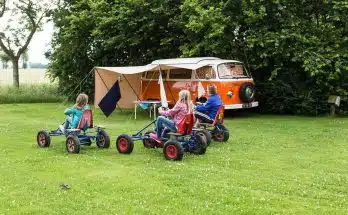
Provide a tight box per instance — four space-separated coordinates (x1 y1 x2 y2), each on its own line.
0 84 67 104
255 68 332 116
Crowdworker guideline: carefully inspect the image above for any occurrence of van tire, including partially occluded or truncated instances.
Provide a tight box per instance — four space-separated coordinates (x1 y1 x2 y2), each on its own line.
239 82 256 103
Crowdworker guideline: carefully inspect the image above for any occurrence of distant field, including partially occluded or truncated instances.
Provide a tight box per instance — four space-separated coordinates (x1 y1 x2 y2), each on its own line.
0 69 52 84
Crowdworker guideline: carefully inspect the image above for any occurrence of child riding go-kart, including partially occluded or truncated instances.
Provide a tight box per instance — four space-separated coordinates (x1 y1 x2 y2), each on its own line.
115 112 208 161
194 105 229 144
192 84 229 144
37 109 110 154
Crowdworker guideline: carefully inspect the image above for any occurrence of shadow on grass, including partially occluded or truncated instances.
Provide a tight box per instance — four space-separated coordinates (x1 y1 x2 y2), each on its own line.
224 107 261 119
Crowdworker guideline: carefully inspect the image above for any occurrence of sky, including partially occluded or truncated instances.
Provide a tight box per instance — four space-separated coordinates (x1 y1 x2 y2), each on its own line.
0 0 55 65
27 22 54 64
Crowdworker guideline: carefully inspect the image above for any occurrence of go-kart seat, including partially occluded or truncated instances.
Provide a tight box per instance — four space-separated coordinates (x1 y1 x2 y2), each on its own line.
199 105 225 127
76 109 94 131
212 105 224 126
168 113 194 136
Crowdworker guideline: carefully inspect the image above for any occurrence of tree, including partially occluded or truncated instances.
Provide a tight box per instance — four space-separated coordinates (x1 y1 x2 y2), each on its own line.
0 0 55 87
48 0 183 99
49 0 348 115
21 50 29 69
179 0 348 115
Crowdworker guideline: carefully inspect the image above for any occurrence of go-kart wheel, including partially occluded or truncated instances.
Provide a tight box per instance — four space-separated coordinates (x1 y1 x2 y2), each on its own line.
143 131 157 148
192 133 207 155
66 135 80 154
163 141 184 161
116 135 134 154
37 130 51 148
213 125 229 142
96 130 110 148
196 130 212 145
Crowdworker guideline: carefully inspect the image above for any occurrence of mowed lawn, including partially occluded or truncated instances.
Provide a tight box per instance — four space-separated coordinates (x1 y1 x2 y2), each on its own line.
0 104 347 215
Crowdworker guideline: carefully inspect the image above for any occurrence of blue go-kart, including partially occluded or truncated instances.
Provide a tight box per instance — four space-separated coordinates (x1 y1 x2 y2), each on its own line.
115 113 208 161
36 110 110 153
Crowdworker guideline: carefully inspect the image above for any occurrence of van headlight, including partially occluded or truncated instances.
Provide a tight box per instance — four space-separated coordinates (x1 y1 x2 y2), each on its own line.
227 91 233 98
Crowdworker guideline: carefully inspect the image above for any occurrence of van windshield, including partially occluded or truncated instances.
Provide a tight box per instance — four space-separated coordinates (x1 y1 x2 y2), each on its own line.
217 63 249 79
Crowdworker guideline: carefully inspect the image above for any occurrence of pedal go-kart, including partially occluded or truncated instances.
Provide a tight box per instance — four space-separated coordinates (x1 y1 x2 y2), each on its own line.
194 106 229 144
36 110 110 154
115 113 208 161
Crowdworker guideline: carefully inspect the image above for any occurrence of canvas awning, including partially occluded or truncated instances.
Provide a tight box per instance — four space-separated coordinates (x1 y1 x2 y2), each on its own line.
95 64 158 75
95 63 210 75
94 62 211 109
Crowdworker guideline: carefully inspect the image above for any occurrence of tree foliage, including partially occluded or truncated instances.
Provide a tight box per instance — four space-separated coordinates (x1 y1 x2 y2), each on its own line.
179 0 348 115
0 0 56 87
49 0 348 115
49 0 183 97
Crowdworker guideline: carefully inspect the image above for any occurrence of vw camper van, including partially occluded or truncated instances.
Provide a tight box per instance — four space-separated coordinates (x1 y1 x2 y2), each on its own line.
140 57 258 109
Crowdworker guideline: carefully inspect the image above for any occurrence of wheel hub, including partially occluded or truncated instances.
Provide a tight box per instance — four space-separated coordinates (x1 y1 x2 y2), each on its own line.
99 136 105 146
166 145 177 159
215 132 224 141
39 134 46 145
67 139 75 151
119 138 128 152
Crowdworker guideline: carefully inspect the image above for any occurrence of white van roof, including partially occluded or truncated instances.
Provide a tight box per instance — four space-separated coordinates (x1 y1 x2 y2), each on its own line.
151 57 242 65
96 57 243 75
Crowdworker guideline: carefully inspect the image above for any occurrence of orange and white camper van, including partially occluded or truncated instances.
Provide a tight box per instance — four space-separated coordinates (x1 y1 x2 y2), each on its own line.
140 57 258 109
94 57 258 110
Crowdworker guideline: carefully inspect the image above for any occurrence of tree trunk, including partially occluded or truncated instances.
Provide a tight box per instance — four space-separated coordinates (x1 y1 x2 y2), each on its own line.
12 58 19 88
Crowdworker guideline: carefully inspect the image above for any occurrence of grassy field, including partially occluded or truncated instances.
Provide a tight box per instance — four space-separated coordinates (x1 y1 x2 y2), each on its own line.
0 84 65 104
0 69 50 84
0 104 347 214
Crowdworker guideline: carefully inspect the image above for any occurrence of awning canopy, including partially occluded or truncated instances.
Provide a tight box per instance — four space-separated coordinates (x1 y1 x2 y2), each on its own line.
95 64 158 75
95 63 210 75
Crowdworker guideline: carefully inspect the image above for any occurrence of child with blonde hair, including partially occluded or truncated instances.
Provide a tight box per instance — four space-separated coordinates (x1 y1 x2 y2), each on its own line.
59 93 90 133
150 90 193 142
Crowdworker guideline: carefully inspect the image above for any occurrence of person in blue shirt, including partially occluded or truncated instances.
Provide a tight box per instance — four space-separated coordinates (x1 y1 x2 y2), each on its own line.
59 93 90 133
194 85 222 124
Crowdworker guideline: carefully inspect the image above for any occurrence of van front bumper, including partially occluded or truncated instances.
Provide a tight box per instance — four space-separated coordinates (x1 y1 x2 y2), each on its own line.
224 102 259 110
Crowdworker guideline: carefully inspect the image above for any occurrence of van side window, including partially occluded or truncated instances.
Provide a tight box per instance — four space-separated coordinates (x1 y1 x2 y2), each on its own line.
169 68 192 79
196 66 216 79
145 71 167 79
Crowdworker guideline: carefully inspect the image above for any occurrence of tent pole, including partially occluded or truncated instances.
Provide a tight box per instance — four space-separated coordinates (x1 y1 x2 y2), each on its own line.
96 69 123 112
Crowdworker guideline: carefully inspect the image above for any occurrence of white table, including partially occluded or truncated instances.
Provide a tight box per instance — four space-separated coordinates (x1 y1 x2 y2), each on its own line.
133 100 162 120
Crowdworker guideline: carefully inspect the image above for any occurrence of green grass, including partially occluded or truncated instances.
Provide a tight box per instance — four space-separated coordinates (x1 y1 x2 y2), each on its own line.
0 84 66 104
0 103 347 214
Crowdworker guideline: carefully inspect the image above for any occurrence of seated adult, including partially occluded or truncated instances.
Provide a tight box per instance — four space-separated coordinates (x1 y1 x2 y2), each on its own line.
194 85 222 124
150 90 192 142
